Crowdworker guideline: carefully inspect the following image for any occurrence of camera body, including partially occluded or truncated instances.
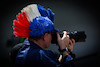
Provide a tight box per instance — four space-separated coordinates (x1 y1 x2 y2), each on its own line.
51 31 87 44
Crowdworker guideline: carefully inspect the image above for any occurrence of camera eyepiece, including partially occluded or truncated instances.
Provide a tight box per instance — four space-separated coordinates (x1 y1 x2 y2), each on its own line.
51 31 87 44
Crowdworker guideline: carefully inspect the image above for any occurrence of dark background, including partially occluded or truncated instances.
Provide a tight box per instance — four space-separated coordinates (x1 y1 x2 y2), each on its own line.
0 0 100 67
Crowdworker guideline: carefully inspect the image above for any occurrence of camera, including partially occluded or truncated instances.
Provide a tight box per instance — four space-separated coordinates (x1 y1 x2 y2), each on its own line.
51 31 87 44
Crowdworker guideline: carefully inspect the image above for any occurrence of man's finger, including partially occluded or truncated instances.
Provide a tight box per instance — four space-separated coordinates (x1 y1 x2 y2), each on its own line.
69 39 72 45
71 39 75 44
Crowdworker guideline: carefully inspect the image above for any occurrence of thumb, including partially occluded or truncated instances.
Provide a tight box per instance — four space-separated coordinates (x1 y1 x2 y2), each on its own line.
62 31 68 39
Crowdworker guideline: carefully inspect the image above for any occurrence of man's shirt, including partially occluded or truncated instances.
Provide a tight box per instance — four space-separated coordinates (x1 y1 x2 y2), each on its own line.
15 40 74 67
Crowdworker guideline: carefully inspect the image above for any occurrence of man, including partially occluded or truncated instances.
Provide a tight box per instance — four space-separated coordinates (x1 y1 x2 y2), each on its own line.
11 4 75 67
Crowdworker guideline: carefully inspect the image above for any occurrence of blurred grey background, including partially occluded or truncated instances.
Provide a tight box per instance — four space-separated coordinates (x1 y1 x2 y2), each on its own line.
0 0 100 67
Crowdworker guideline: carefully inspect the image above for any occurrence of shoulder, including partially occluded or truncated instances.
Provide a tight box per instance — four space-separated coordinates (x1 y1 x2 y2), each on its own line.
11 43 23 52
9 43 23 61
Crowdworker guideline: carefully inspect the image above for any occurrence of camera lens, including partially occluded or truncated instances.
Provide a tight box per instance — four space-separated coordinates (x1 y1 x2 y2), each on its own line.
51 31 87 44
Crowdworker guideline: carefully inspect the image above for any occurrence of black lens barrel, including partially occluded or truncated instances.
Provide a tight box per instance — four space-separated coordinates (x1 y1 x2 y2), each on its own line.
51 31 87 44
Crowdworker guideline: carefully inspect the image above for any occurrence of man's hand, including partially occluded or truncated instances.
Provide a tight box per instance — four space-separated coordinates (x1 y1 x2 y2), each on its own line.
67 39 75 52
68 39 75 52
57 31 75 59
57 31 70 50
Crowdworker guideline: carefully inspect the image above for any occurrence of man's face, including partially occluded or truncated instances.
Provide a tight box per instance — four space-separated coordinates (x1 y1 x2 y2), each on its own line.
44 33 52 48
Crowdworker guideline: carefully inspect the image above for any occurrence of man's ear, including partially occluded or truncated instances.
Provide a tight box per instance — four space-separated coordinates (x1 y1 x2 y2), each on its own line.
43 33 48 41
